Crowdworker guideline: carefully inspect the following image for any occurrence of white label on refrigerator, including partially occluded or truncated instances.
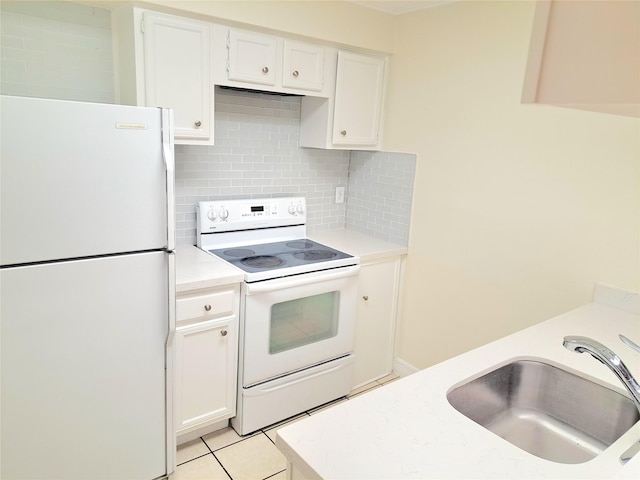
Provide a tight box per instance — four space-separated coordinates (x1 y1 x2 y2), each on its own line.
115 123 148 130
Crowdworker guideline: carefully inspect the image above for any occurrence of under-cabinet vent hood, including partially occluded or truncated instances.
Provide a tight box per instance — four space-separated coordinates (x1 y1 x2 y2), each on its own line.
218 85 303 97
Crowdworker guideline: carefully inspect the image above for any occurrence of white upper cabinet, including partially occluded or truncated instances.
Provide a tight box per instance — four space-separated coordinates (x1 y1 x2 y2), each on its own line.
214 26 330 97
300 50 387 150
142 12 213 143
113 7 388 149
332 51 385 146
227 29 277 86
112 7 214 145
282 40 324 92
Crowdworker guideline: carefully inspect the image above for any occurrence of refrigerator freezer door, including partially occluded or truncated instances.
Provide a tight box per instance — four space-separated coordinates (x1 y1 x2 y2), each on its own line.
0 95 171 266
0 252 171 479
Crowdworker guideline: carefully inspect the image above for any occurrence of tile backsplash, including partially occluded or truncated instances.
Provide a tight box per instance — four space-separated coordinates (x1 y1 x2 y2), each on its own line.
176 87 415 247
348 151 416 246
0 1 114 103
0 0 416 247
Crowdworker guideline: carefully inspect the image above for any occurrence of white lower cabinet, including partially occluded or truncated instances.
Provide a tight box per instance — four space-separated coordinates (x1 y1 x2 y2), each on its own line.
175 285 239 443
352 256 402 388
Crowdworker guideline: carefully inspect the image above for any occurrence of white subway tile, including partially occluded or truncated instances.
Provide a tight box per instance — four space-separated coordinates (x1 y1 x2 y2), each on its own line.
172 87 414 245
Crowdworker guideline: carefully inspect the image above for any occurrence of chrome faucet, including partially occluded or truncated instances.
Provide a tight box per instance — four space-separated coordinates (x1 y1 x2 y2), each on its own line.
563 336 640 414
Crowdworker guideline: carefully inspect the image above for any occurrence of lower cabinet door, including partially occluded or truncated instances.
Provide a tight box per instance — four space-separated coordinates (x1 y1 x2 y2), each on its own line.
175 317 237 434
352 257 400 388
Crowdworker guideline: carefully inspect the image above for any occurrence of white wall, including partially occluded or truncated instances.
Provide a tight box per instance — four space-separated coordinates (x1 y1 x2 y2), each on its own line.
384 0 640 368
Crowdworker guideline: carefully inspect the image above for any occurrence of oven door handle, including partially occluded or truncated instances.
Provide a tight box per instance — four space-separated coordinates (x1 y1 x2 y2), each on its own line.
244 265 360 295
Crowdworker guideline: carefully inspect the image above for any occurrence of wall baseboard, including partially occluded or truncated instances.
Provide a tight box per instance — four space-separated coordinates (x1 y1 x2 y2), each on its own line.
392 357 419 377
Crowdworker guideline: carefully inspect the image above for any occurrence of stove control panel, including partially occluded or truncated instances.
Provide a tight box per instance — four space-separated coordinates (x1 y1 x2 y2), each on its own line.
197 197 306 234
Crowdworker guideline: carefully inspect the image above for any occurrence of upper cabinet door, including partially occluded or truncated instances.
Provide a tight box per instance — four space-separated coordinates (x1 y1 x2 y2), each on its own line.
142 12 212 142
282 40 324 92
332 51 385 146
228 29 277 86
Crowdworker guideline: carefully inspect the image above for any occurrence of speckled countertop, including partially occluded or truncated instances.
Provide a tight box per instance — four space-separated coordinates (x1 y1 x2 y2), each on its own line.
276 285 640 479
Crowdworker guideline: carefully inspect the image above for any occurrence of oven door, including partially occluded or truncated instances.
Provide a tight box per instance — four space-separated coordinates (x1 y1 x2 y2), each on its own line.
241 265 359 387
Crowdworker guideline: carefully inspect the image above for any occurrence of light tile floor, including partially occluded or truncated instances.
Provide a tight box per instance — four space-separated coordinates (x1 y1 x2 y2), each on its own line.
170 373 399 480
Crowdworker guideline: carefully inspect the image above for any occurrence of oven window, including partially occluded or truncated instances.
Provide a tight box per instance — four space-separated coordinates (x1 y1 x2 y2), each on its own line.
269 292 340 354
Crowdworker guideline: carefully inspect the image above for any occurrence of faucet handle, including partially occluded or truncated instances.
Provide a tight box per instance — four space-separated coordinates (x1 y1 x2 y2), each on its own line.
620 438 640 465
620 334 640 354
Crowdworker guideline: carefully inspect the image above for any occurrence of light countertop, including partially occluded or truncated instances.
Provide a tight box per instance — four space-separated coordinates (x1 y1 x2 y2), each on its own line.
175 245 244 293
308 229 407 263
175 230 407 292
276 286 640 479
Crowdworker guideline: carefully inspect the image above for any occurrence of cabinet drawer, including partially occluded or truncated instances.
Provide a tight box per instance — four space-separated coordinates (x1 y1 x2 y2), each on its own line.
177 289 235 322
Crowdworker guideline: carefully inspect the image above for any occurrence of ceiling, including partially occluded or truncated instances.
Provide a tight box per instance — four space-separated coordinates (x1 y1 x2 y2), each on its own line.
349 0 456 15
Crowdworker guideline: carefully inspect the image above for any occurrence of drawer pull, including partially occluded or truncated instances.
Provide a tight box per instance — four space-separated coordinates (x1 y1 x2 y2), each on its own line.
220 330 228 337
204 304 212 312
194 120 202 128
292 70 299 77
340 130 347 136
262 66 269 74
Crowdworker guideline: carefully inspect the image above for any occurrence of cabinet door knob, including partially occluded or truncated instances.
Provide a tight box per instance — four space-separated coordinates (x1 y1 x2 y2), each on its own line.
194 120 202 128
362 295 369 301
292 70 299 77
204 304 212 311
262 66 269 74
220 330 228 337
340 130 347 136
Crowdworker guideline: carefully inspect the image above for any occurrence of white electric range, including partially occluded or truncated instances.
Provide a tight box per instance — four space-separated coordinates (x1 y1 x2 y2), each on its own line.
197 197 360 435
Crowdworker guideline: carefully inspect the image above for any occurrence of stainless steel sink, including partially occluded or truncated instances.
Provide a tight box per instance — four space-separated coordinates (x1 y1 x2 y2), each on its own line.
447 360 640 464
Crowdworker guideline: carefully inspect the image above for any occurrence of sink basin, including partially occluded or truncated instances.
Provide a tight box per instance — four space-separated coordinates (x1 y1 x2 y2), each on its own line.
447 359 640 464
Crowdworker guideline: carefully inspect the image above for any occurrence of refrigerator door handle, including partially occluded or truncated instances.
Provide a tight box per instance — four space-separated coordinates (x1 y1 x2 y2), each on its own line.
161 107 176 251
165 250 177 474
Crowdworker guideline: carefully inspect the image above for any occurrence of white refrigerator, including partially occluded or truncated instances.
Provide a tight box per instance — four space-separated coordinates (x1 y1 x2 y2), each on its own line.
0 95 176 479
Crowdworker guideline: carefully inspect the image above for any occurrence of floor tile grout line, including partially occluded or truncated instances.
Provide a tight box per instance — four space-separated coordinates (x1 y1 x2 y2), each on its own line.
211 431 285 480
202 429 261 454
263 468 287 480
175 451 212 468
198 435 235 480
212 450 234 480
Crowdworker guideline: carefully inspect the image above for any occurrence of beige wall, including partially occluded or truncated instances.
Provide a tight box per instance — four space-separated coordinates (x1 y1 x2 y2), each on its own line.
384 0 639 368
527 0 640 117
138 0 395 52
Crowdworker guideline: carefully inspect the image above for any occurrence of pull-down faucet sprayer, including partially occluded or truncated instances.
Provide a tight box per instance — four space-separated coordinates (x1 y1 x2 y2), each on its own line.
562 335 640 414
